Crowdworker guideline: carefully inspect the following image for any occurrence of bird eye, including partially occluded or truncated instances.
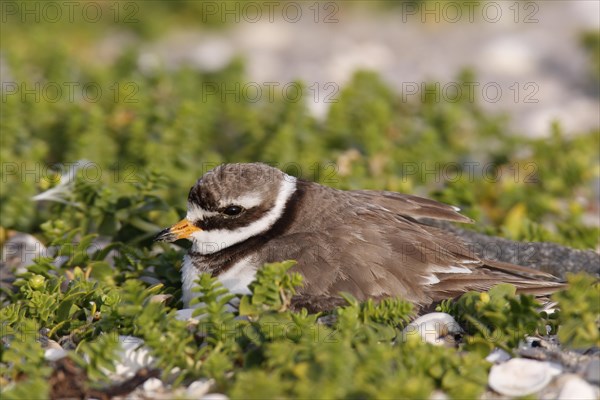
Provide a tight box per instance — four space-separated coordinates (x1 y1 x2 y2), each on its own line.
223 205 244 216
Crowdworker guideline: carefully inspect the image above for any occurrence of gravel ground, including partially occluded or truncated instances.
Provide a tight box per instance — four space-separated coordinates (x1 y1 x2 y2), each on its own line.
129 1 600 137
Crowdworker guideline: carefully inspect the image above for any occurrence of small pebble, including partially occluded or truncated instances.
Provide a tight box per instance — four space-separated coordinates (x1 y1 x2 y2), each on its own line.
519 347 549 361
316 314 337 326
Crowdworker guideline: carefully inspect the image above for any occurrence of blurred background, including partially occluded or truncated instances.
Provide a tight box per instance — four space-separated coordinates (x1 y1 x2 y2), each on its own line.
1 0 599 249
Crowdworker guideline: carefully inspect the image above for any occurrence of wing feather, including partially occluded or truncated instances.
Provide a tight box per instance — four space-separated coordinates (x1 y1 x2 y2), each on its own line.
271 181 563 312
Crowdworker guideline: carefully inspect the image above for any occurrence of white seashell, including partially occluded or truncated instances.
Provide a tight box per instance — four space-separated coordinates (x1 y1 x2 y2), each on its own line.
401 312 463 346
175 307 239 323
1 232 47 274
546 362 563 378
488 358 560 396
185 379 214 398
110 335 155 380
201 394 229 400
485 348 512 364
143 377 163 393
175 308 200 322
32 160 91 206
44 347 68 361
429 390 449 400
150 294 173 304
558 374 598 400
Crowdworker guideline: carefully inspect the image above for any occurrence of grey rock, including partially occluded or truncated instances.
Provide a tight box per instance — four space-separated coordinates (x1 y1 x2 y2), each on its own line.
424 220 600 279
585 359 600 385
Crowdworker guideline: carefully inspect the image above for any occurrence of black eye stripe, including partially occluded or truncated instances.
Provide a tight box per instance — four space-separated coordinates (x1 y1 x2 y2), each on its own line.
222 205 244 216
198 203 271 231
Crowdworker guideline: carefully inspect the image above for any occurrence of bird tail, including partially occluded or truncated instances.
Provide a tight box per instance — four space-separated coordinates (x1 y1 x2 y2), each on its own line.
480 258 566 296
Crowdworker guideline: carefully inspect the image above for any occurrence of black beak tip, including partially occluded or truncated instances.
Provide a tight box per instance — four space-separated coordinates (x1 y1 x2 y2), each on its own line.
154 228 174 243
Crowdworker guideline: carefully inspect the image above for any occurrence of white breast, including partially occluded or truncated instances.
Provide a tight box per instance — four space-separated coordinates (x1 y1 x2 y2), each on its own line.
217 256 258 296
181 254 199 307
180 255 258 308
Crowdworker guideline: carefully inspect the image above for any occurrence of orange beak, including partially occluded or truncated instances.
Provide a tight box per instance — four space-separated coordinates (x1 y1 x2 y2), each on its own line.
155 219 201 242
